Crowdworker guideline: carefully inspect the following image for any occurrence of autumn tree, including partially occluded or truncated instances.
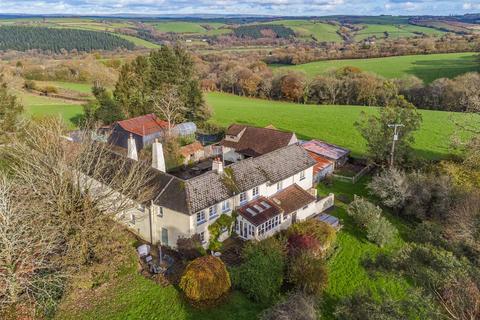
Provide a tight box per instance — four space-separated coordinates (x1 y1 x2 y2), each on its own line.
355 96 422 166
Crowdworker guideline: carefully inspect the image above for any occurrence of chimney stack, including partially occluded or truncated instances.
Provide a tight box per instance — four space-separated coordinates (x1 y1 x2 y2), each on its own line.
127 134 138 161
152 139 166 172
212 157 224 174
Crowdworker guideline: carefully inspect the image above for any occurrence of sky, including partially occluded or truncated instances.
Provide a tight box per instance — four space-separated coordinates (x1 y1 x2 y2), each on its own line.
0 0 479 16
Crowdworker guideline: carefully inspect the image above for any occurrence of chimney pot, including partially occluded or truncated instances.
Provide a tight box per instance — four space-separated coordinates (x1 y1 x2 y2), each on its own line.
152 139 166 172
127 134 138 161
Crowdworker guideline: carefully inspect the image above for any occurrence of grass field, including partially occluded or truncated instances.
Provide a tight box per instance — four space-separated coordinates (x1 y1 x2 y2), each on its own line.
267 20 342 42
206 92 479 160
18 91 83 128
35 81 93 95
353 23 444 41
271 52 480 83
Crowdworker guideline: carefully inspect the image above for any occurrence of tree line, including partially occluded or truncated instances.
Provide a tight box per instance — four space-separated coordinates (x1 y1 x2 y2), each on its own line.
200 56 480 112
233 25 295 39
0 26 135 53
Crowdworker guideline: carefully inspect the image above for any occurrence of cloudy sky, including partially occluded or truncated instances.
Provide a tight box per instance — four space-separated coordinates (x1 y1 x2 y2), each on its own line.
0 0 478 16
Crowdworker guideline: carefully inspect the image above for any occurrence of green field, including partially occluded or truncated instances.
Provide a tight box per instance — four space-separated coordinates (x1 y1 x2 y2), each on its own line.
35 81 93 95
266 20 342 42
271 52 480 83
206 92 479 160
353 23 443 41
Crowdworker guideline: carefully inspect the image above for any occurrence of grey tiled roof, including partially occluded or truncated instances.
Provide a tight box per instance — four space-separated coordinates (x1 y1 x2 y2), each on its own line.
178 144 316 214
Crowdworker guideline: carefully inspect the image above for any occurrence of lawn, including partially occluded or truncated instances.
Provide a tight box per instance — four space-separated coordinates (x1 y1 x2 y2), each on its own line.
35 81 93 95
317 176 413 318
206 92 479 160
270 52 480 83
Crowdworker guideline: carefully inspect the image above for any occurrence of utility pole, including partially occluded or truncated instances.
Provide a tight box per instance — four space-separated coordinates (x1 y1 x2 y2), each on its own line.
388 123 404 168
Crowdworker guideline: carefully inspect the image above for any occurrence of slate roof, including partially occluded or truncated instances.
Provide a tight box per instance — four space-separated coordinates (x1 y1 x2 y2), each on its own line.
220 124 296 157
150 144 316 215
115 114 169 137
88 143 315 217
302 140 350 161
271 184 316 215
237 197 282 226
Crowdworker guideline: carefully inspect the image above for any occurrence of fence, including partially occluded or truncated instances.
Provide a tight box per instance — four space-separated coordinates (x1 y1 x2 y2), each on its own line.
333 163 375 184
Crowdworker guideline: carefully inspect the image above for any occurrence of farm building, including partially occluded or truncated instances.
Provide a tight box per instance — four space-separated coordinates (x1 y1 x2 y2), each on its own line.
108 114 169 151
219 124 298 162
180 141 205 165
306 151 334 182
302 140 350 168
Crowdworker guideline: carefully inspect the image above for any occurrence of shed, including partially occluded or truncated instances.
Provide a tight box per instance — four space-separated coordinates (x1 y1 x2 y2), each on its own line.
108 114 168 151
302 140 350 168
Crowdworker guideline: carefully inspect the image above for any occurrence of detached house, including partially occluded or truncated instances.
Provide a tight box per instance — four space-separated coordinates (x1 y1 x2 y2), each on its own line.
121 136 334 248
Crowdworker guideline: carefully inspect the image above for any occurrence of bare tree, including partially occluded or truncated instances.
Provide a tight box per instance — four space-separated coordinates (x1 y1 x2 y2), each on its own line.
152 85 186 135
0 175 63 318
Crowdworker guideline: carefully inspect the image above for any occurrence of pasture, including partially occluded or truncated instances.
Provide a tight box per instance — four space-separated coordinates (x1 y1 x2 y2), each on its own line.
267 20 342 42
270 52 480 83
206 92 479 160
353 23 444 41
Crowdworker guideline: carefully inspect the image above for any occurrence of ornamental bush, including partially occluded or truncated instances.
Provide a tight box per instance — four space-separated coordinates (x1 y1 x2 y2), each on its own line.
287 234 322 257
286 219 336 250
287 252 328 297
179 255 231 303
231 237 286 303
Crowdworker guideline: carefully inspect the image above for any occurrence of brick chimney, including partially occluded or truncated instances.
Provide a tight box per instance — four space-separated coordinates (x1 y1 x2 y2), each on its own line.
212 157 223 174
127 134 138 161
152 139 166 172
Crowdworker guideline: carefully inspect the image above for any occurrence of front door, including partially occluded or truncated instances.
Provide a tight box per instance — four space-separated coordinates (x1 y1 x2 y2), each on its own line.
161 228 168 246
292 211 297 224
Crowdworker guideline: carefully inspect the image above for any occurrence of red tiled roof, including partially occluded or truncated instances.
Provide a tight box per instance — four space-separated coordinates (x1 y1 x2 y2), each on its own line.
271 184 316 214
307 151 334 176
180 141 203 157
220 124 296 157
302 140 350 161
115 114 169 137
238 196 282 226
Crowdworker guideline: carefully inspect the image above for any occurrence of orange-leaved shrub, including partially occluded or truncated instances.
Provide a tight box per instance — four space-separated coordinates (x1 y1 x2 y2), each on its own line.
179 255 231 303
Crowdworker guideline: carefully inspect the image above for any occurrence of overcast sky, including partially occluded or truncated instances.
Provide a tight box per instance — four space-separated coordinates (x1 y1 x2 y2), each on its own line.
0 0 479 16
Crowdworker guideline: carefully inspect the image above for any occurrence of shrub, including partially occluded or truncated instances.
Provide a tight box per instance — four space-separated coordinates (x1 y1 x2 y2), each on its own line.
23 80 37 90
287 252 328 297
347 196 397 247
231 237 285 302
208 213 236 251
287 234 322 257
334 289 440 320
40 86 58 95
368 168 409 210
260 291 317 320
365 215 397 247
287 219 336 250
179 255 231 303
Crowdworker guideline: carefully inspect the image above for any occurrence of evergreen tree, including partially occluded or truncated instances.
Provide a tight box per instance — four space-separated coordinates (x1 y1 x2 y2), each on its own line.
0 75 23 142
112 45 208 124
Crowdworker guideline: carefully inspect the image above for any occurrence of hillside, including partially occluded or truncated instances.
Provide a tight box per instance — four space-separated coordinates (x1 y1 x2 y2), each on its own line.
0 26 135 52
270 52 480 83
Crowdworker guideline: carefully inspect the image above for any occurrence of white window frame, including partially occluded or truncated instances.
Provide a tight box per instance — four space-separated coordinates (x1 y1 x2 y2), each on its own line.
196 211 206 225
222 200 230 212
300 170 306 181
157 206 163 218
209 205 218 219
276 181 283 192
239 192 247 205
252 186 259 198
199 231 206 243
